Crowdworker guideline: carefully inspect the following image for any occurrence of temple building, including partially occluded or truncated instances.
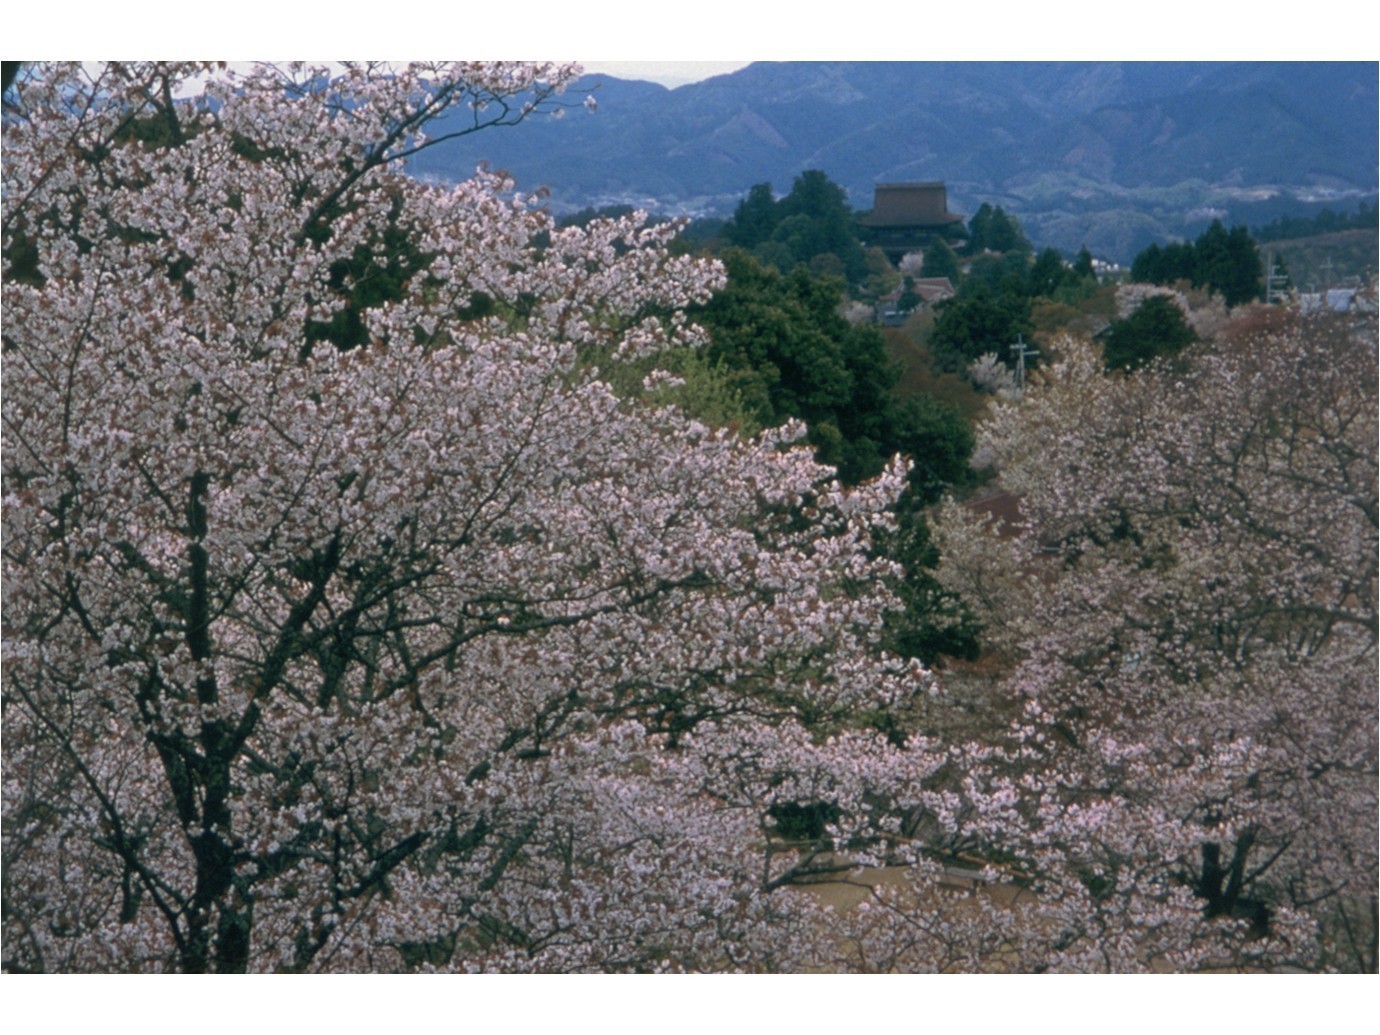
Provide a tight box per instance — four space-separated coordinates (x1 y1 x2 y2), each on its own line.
858 182 966 261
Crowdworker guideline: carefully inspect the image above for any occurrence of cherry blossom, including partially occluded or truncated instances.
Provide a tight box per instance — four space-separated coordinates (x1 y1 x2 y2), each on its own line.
2 62 940 973
931 324 1378 971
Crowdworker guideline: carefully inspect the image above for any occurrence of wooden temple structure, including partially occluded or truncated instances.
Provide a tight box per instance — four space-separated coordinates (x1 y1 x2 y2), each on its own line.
857 182 966 261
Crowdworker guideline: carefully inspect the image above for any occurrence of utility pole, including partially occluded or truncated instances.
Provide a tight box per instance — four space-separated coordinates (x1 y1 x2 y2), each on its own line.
1265 252 1289 305
1010 334 1039 392
1320 256 1336 292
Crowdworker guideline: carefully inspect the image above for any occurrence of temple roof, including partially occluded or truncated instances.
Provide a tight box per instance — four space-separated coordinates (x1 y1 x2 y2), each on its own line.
859 182 965 229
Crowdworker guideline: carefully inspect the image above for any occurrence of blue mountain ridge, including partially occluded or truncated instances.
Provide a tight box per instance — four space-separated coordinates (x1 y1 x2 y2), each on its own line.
405 61 1379 263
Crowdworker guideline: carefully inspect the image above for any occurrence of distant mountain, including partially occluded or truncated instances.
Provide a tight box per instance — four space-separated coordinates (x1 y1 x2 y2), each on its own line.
406 62 1379 263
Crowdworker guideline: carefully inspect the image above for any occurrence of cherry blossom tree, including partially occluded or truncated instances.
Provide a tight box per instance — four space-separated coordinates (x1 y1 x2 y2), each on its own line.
930 322 1378 971
2 62 947 972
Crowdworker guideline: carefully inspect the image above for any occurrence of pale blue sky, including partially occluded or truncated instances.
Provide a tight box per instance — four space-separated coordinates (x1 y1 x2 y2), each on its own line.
586 62 751 89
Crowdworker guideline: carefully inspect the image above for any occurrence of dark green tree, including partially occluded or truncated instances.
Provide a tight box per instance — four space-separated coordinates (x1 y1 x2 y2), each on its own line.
966 202 1031 256
304 199 434 352
1192 220 1233 293
1073 245 1096 280
691 250 971 488
1132 240 1196 285
928 286 1033 373
720 172 867 285
1131 222 1261 307
1215 224 1264 306
875 394 982 665
750 239 797 275
963 250 1032 299
896 276 922 314
919 238 962 284
1130 242 1164 283
690 250 982 665
878 506 981 665
723 182 779 250
1162 241 1197 283
1027 247 1068 299
776 170 867 283
894 395 974 506
1253 202 1378 242
1102 295 1198 372
877 403 982 665
860 247 901 299
770 213 822 266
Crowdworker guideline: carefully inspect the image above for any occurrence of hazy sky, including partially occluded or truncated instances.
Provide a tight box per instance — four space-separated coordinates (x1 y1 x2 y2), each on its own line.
585 62 751 89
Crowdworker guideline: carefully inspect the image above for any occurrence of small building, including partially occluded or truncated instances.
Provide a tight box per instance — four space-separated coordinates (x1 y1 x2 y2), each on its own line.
1300 287 1361 314
858 182 966 262
909 276 956 304
875 276 954 325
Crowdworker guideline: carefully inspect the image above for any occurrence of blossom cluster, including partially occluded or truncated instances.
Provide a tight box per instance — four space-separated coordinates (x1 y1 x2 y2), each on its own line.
2 62 943 973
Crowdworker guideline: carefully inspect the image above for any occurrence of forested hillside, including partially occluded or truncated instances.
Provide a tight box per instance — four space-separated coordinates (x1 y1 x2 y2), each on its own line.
407 61 1378 262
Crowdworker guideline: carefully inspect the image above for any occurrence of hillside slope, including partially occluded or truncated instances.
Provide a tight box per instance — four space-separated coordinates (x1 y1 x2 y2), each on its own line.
406 61 1378 263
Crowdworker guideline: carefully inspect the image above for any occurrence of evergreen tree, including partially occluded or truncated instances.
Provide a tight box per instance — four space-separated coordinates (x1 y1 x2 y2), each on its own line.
723 182 778 250
1217 224 1263 306
1131 222 1261 306
1027 247 1068 299
928 285 1033 373
1192 219 1234 295
1102 295 1198 372
860 247 901 298
919 238 961 283
966 202 1031 256
962 251 1032 300
721 172 867 285
1073 245 1095 280
776 170 867 283
1130 242 1164 284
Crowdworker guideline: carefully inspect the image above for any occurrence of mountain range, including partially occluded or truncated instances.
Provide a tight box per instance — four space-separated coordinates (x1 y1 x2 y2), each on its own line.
407 61 1379 263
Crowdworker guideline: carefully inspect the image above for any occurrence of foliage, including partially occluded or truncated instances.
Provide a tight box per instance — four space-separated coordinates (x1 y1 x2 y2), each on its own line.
1130 220 1262 307
1131 239 1195 284
965 202 1031 256
617 230 988 680
920 238 962 284
876 505 982 666
690 250 927 487
1101 294 1198 371
963 251 1031 298
586 349 764 438
927 286 1034 374
1026 247 1069 299
1072 246 1095 280
723 183 778 250
1252 202 1377 243
718 172 867 285
896 277 921 314
1270 232 1378 294
1194 221 1264 307
2 62 951 974
933 324 1378 971
875 399 983 667
676 253 983 670
860 247 900 299
11 61 1360 978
